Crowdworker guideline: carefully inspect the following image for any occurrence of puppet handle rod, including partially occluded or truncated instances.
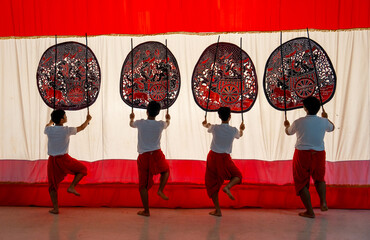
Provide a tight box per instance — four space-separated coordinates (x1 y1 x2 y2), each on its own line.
131 38 134 114
240 37 244 123
280 31 287 121
85 33 90 112
165 39 169 115
306 28 325 113
205 35 220 118
54 35 57 110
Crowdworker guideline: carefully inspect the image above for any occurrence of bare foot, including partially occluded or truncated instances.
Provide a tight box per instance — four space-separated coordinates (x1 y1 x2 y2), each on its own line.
157 191 169 200
321 204 328 211
49 209 59 214
223 187 235 200
209 210 222 217
298 211 315 218
137 210 150 217
67 187 80 196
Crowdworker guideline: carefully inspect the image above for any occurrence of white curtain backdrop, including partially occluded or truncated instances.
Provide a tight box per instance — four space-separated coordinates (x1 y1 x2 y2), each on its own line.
0 29 368 162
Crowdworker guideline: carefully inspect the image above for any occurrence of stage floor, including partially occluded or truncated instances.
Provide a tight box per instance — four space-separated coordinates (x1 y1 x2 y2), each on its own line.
0 207 369 240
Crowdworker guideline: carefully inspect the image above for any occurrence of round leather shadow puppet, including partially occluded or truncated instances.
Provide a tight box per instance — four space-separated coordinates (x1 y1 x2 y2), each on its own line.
37 42 101 110
120 41 181 109
192 42 257 113
263 37 336 111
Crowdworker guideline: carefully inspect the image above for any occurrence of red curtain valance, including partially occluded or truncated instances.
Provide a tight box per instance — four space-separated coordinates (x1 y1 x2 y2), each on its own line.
1 0 369 37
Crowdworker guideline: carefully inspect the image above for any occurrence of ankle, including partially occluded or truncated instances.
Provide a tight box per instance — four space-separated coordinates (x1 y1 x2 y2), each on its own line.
306 209 314 214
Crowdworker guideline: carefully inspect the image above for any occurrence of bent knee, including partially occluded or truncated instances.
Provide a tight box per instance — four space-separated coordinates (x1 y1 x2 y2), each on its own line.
233 176 242 184
139 186 148 191
314 180 325 185
160 170 169 175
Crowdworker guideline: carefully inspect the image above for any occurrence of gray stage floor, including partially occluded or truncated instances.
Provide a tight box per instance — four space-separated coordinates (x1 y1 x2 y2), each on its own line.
0 207 369 240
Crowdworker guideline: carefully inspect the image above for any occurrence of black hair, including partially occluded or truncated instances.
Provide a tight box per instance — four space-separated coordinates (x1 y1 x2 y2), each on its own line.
51 109 65 124
303 96 321 115
147 101 161 117
218 107 231 121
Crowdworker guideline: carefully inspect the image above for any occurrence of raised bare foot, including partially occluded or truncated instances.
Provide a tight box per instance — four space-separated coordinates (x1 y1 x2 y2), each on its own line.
49 209 59 214
67 187 80 196
137 210 150 217
321 204 328 211
298 211 315 218
209 210 222 217
157 191 169 200
223 187 235 200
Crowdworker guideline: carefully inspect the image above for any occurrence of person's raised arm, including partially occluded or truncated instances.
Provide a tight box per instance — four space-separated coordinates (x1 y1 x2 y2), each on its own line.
284 120 291 135
239 122 245 137
77 113 92 133
46 119 53 127
129 113 135 128
165 113 171 127
321 111 335 130
202 117 211 129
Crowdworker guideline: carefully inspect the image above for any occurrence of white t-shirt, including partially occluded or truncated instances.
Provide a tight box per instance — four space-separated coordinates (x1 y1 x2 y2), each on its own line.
287 115 334 151
44 126 77 156
208 124 240 154
131 119 168 154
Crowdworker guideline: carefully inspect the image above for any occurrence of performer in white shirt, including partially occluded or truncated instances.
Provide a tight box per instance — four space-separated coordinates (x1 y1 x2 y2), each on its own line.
284 96 335 218
130 101 171 217
44 109 91 214
202 107 245 217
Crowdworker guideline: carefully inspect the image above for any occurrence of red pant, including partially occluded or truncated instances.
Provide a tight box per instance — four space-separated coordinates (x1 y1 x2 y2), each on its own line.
205 151 242 198
47 154 87 191
293 149 326 195
137 149 169 190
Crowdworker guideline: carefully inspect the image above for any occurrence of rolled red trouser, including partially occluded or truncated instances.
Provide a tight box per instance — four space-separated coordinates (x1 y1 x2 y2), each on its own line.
47 154 87 192
205 150 242 198
293 149 326 195
137 149 169 190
